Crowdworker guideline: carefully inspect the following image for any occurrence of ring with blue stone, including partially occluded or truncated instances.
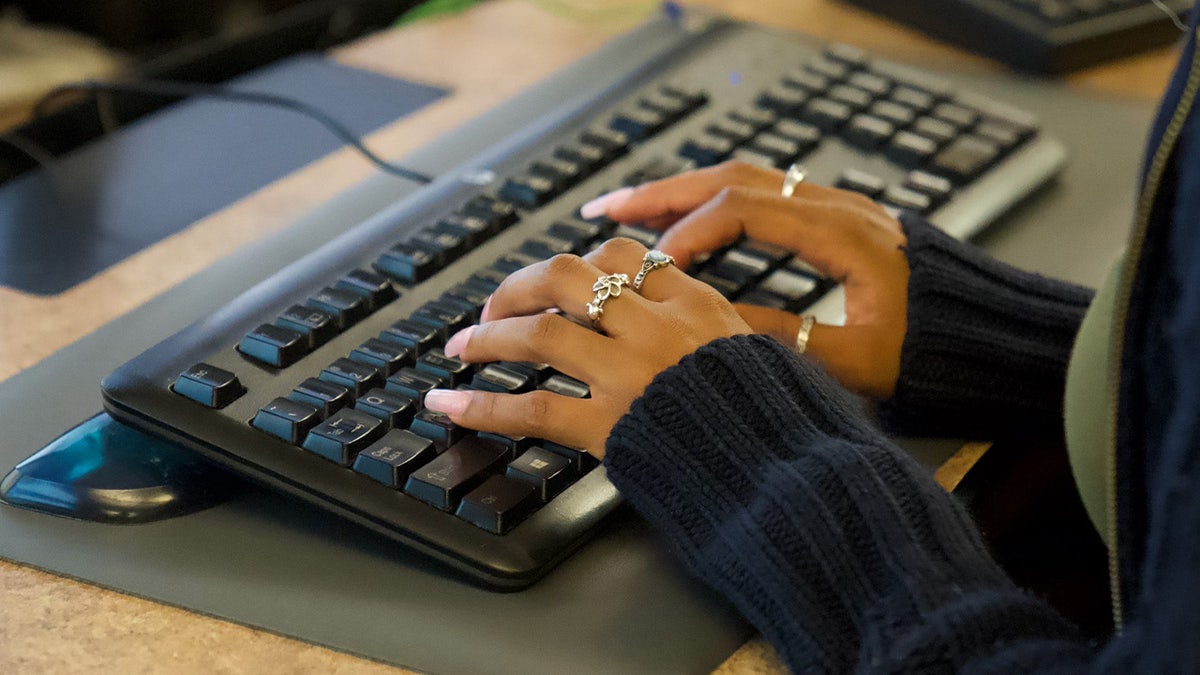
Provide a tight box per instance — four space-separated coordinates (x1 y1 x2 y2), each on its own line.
632 250 676 292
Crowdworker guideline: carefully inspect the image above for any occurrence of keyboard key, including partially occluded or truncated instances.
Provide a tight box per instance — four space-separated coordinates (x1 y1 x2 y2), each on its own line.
386 367 444 404
355 388 416 429
349 338 413 377
539 374 590 399
769 120 822 151
302 408 385 466
678 134 735 166
782 68 830 94
890 85 935 113
411 302 471 341
843 114 895 149
335 269 398 310
657 81 708 109
251 397 320 445
904 170 954 205
609 106 668 141
437 213 494 246
554 142 606 174
375 242 438 284
542 441 599 473
759 269 819 310
499 361 554 383
472 364 534 394
825 43 869 69
460 193 519 231
932 102 979 130
828 84 873 113
621 157 687 186
870 100 916 128
706 117 757 144
836 168 886 198
416 348 473 386
799 98 852 132
804 58 850 81
974 119 1023 150
276 304 338 349
580 127 629 160
456 475 538 534
612 224 659 249
307 287 371 330
320 358 383 397
547 220 603 252
477 431 535 456
530 157 582 190
717 249 772 283
519 234 575 260
912 116 958 145
508 446 575 502
757 84 809 117
352 429 437 488
932 135 1001 183
412 225 470 263
847 71 891 97
882 185 934 213
640 91 690 121
290 377 352 418
499 174 558 209
405 436 510 511
172 363 243 408
728 104 778 130
409 409 468 451
238 323 307 367
380 319 440 354
442 284 491 316
696 270 744 299
747 133 802 167
885 131 938 167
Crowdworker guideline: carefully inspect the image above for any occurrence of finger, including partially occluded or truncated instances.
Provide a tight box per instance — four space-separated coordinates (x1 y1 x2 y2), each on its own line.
733 303 804 345
732 303 900 398
483 253 649 330
657 186 900 281
443 314 607 383
581 236 691 302
423 388 598 452
580 160 781 223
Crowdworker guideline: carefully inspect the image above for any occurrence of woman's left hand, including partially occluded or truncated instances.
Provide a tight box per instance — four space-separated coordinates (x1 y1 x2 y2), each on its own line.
422 237 752 458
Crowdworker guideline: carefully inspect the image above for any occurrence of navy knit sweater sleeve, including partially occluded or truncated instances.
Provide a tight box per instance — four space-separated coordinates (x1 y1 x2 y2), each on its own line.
877 215 1094 439
604 334 1092 673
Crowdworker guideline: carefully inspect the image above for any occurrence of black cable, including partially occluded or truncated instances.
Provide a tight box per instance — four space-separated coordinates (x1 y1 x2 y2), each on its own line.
34 78 435 184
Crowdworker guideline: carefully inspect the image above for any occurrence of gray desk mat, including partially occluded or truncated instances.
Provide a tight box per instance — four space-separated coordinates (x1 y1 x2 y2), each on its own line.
0 14 1160 675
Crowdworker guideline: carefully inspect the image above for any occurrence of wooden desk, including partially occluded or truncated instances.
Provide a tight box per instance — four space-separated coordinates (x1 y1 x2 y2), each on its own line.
0 1 1177 672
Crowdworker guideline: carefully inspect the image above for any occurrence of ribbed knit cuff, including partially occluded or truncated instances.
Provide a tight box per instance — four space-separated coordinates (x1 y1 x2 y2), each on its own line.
878 214 1095 439
604 334 1080 672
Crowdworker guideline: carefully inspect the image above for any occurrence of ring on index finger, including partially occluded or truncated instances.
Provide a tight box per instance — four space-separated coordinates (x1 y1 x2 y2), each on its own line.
585 273 631 329
781 163 806 198
631 250 676 292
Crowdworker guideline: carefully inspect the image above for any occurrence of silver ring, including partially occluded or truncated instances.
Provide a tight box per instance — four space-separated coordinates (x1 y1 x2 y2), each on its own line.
586 273 631 328
795 315 816 355
781 163 807 198
632 250 676 291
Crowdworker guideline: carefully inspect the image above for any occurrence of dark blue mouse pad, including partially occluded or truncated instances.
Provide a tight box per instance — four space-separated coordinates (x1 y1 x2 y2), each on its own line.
0 54 447 296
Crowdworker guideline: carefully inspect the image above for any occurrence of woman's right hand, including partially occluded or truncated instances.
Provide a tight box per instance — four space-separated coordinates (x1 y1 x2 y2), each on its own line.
580 160 911 399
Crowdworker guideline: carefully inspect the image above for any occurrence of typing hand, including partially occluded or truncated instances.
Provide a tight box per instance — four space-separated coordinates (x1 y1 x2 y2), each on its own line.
580 160 909 398
422 238 752 458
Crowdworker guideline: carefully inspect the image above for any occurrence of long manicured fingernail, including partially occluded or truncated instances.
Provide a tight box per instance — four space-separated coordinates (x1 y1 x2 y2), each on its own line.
580 186 634 219
424 389 470 417
443 325 476 357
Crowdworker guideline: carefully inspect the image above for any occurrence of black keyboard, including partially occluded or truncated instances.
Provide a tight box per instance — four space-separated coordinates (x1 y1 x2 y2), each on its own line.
101 14 1066 589
840 0 1189 73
